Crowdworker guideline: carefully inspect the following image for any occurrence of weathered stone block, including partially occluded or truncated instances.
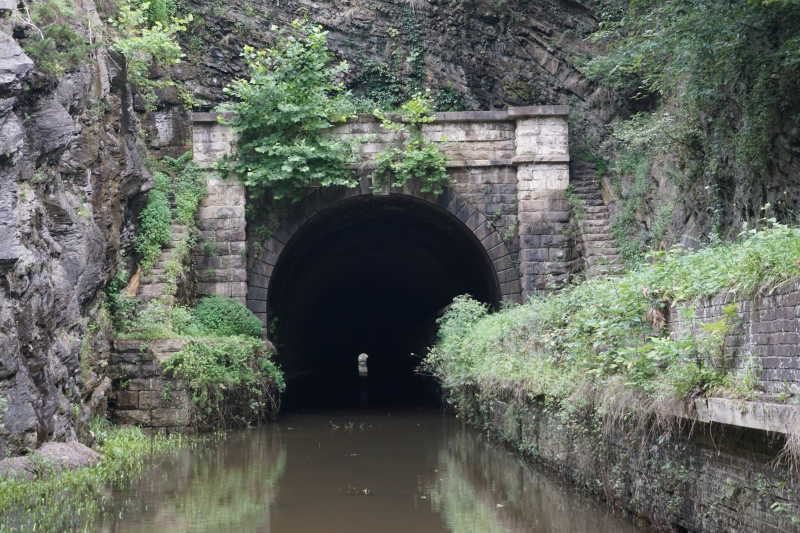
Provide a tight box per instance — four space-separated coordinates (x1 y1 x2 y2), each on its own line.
114 409 151 426
151 408 190 427
113 391 139 410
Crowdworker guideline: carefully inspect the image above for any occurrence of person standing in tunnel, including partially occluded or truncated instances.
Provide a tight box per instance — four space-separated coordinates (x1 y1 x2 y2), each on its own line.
357 353 369 377
358 353 369 407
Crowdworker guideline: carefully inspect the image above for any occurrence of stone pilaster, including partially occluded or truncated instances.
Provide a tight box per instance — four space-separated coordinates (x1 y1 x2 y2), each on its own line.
512 108 571 297
191 113 248 304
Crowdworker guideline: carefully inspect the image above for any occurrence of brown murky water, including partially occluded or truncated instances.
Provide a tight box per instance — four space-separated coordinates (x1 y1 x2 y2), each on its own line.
95 410 642 533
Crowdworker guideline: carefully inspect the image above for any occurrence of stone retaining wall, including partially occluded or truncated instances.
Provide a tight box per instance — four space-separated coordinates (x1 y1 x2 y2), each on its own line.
671 279 800 393
468 392 800 533
108 339 194 429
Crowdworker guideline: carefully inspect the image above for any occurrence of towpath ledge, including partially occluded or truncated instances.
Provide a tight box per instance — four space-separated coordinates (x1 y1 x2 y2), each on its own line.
676 397 800 435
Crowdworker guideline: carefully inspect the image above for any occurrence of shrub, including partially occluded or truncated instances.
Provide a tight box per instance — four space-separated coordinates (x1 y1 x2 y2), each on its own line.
193 296 263 338
218 20 358 202
166 152 207 225
15 0 92 77
105 268 138 331
110 0 189 110
115 302 201 339
163 337 285 427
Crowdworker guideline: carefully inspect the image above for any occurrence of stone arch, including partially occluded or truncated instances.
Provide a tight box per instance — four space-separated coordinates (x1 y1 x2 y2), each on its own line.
245 186 521 328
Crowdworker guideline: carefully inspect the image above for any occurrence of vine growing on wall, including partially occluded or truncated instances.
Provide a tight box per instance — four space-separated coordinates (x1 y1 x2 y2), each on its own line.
372 93 450 195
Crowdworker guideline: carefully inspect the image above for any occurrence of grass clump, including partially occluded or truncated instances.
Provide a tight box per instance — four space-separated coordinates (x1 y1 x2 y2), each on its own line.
0 418 195 533
193 296 263 338
424 223 800 421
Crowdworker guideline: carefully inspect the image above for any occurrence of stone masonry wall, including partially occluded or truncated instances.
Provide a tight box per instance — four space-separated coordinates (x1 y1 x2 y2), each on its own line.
108 339 193 430
671 279 800 394
469 391 800 533
191 116 248 304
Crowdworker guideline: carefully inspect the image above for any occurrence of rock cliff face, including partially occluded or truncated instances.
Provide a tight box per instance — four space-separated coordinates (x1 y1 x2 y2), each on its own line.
177 0 619 137
0 6 149 456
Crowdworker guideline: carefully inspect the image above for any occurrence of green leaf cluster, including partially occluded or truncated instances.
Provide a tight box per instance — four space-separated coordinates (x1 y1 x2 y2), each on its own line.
132 152 206 274
372 93 450 195
104 267 138 331
583 0 800 231
218 20 358 202
164 151 207 225
115 295 263 341
133 172 172 273
132 0 176 26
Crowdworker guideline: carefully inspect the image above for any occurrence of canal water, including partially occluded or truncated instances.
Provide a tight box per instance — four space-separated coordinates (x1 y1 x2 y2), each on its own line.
95 409 641 533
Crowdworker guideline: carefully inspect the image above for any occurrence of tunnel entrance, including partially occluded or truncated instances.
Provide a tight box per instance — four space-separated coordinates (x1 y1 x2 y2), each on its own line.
266 194 501 409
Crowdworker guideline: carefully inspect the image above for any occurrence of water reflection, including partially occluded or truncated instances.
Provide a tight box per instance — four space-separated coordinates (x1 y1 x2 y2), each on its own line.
96 411 639 533
430 425 640 533
96 430 285 533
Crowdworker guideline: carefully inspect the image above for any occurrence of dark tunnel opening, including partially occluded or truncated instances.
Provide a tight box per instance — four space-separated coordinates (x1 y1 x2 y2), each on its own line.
266 194 501 410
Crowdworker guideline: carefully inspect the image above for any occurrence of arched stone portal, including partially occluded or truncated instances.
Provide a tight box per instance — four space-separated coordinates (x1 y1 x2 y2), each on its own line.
190 107 574 404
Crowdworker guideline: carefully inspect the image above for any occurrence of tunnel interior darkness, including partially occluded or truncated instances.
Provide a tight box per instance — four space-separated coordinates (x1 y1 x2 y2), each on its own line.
266 195 501 409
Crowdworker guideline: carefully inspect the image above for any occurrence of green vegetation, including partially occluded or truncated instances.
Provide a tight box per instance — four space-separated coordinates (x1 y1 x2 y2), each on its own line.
424 223 800 424
219 19 453 202
134 173 172 272
584 0 800 244
107 149 283 426
193 295 263 338
218 20 358 202
13 0 93 77
110 0 190 109
163 337 285 427
105 268 138 331
0 418 196 533
133 151 206 274
372 93 450 195
115 297 260 341
112 296 285 425
134 0 177 26
349 5 467 112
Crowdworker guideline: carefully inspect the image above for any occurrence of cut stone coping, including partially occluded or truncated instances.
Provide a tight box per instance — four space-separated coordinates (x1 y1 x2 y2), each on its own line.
351 157 566 170
671 397 800 435
191 106 570 125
